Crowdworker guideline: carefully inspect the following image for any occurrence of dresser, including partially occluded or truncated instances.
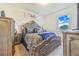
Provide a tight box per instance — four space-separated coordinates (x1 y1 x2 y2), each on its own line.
0 17 15 56
63 30 79 56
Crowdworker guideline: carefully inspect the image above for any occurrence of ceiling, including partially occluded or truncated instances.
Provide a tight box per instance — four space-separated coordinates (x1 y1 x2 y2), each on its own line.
6 3 74 16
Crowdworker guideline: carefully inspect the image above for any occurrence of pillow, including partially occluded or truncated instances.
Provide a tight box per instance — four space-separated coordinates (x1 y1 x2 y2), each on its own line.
38 32 56 40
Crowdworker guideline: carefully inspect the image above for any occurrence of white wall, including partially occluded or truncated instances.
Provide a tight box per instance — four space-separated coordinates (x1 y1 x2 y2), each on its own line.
0 4 43 33
0 4 77 33
41 4 77 33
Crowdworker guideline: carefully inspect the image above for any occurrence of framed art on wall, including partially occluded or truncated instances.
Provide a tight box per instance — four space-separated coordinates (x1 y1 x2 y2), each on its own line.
58 15 70 31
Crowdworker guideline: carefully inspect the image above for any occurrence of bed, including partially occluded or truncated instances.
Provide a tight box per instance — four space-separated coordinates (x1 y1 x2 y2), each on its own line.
20 20 61 56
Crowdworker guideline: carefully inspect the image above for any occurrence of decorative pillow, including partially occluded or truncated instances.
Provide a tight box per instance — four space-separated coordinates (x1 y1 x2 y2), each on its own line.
38 32 56 40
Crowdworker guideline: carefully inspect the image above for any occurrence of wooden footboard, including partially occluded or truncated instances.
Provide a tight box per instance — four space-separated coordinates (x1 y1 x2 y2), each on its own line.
32 40 47 56
32 36 61 56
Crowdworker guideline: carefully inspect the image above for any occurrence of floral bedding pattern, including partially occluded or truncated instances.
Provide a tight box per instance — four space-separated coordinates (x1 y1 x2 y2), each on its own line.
24 33 42 49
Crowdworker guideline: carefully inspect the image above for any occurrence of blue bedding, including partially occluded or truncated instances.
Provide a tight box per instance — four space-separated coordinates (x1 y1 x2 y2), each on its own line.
38 32 56 40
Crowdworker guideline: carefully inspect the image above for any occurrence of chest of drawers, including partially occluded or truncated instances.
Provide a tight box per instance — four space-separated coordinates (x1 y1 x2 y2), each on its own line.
0 17 15 56
63 30 79 56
